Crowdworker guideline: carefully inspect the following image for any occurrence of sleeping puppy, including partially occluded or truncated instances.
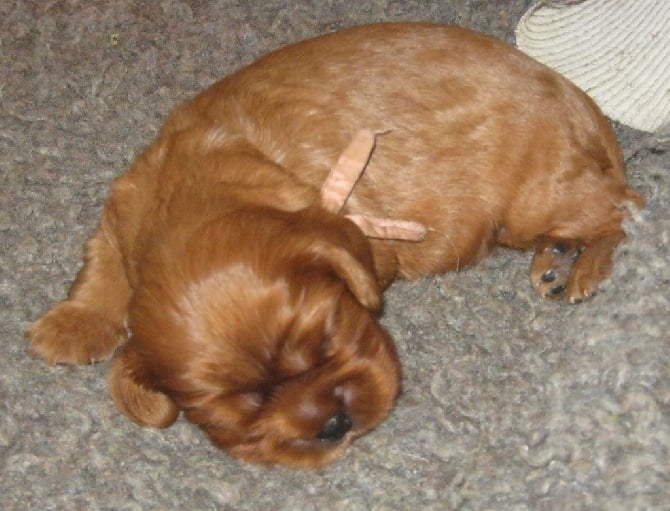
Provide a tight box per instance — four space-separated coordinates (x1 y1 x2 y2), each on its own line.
27 23 644 466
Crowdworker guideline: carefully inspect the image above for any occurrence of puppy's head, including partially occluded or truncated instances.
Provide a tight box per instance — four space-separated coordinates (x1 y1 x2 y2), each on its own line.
109 208 400 466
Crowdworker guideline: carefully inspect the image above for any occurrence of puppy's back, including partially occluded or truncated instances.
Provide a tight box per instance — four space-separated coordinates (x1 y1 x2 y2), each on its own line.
174 22 632 277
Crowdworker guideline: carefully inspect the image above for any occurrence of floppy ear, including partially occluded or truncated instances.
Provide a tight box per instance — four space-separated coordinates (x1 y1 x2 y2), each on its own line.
302 239 381 311
107 348 179 428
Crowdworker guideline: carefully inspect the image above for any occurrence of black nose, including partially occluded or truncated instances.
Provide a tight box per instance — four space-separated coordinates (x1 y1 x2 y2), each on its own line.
316 410 353 441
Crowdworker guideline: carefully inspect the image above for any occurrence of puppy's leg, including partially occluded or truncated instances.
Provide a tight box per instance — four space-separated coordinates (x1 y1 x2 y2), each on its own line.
531 233 626 303
529 184 643 303
27 220 131 364
108 349 179 428
567 230 629 302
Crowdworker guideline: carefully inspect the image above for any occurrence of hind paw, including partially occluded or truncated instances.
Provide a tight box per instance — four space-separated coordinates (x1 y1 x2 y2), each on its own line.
531 240 585 303
531 232 625 304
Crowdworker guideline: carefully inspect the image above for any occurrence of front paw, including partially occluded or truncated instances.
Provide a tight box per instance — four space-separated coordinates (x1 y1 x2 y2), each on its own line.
27 301 126 365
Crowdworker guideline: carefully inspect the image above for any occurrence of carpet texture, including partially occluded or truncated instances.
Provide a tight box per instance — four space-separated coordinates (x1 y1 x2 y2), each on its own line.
1 1 668 509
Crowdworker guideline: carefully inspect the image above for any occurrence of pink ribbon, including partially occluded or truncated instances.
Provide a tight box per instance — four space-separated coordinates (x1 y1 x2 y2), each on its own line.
320 130 428 242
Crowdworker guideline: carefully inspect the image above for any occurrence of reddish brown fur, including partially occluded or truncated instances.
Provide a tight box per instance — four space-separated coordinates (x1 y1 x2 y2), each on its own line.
27 23 644 466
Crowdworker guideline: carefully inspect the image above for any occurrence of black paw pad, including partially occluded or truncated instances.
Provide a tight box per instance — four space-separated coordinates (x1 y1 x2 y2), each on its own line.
550 284 566 296
551 243 567 255
541 269 556 283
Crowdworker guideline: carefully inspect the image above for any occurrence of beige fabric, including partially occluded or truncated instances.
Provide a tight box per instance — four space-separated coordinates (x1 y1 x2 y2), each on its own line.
515 0 670 132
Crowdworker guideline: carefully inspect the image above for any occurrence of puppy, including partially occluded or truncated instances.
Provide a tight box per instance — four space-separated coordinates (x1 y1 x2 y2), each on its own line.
27 23 644 466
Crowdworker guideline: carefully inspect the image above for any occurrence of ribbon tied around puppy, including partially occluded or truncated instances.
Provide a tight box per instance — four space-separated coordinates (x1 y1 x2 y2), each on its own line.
320 130 428 241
